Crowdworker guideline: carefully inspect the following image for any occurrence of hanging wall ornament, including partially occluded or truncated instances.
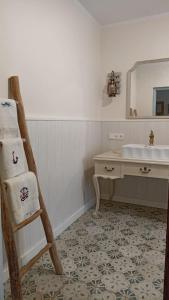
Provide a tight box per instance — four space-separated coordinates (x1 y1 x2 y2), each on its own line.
107 71 121 97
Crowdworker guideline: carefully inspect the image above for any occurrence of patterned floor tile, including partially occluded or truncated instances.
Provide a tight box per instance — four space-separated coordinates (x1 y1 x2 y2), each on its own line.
124 270 144 284
86 225 105 236
85 242 101 253
138 264 164 283
35 273 64 297
77 264 101 283
127 234 146 246
131 255 148 267
153 278 164 294
98 239 118 252
57 282 90 300
102 272 129 293
114 237 129 246
146 238 166 252
112 257 136 273
62 257 77 273
87 279 106 295
68 245 89 259
89 251 111 265
89 291 116 300
119 245 142 258
143 250 165 266
4 201 166 300
98 262 115 275
132 281 162 300
115 288 137 300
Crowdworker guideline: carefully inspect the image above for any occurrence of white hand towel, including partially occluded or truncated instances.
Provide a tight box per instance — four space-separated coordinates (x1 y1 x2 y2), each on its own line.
0 99 19 139
5 172 40 224
0 138 28 179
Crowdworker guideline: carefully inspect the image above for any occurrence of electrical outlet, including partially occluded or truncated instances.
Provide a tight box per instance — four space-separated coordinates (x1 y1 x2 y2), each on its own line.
108 133 124 140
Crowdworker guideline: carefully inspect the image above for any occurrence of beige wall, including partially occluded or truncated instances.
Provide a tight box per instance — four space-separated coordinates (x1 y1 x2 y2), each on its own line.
1 0 101 120
101 14 169 120
1 2 169 121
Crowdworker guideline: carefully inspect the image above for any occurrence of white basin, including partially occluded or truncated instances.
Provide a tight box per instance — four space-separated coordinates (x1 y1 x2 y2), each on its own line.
122 144 169 161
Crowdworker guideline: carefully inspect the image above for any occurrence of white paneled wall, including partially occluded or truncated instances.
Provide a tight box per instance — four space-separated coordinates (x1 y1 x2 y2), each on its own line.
27 119 101 247
101 120 169 150
28 120 102 225
101 120 169 209
3 120 102 279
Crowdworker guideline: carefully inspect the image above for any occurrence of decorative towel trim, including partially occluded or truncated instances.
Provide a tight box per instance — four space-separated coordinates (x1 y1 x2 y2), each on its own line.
5 172 40 224
0 138 28 179
0 99 19 139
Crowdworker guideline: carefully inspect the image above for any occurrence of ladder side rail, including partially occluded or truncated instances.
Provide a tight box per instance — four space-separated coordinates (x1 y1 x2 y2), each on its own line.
0 181 23 299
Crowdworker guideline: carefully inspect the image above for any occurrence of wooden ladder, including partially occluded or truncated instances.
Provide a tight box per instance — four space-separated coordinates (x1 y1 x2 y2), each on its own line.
1 76 63 300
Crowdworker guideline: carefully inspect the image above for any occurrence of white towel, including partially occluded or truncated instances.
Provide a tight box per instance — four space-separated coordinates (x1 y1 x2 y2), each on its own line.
5 172 40 224
0 138 28 179
0 99 19 139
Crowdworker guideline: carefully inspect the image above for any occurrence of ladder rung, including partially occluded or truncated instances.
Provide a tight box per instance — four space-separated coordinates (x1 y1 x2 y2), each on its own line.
13 209 43 232
20 243 52 278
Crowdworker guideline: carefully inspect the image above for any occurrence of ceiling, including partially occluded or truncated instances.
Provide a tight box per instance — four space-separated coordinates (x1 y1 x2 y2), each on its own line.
78 0 169 25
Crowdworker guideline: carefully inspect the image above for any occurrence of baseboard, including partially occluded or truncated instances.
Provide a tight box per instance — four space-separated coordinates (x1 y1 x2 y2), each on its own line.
53 199 95 236
3 199 95 282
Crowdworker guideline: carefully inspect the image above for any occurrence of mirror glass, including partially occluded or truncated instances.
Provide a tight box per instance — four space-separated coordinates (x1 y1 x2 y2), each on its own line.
127 59 169 118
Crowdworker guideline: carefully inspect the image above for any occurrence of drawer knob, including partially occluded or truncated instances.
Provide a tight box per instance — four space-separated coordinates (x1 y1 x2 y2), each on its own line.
105 166 115 172
139 167 151 174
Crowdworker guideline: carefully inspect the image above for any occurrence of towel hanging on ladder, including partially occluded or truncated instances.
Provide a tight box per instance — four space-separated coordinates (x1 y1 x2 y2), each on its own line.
0 138 28 179
5 172 40 224
0 99 19 139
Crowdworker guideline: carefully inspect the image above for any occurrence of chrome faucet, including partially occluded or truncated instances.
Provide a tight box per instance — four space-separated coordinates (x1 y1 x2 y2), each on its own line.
149 130 154 146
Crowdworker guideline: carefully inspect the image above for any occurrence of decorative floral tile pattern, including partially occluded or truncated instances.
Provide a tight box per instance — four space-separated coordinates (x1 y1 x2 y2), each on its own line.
116 288 137 300
4 201 166 299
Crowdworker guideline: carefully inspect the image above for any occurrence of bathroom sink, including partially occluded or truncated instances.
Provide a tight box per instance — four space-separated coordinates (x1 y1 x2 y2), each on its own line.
122 144 169 161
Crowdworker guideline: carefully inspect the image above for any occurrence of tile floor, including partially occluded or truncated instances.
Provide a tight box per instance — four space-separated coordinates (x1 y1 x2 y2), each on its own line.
4 201 167 299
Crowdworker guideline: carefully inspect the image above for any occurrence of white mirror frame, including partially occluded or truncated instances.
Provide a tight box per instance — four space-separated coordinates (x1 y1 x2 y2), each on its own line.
126 57 169 119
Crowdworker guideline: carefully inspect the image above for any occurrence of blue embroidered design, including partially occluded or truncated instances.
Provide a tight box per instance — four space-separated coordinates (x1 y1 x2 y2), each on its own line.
12 151 19 164
20 187 29 201
1 102 12 107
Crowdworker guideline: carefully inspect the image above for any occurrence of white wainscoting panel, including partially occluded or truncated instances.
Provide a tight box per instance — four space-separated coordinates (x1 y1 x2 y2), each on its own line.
101 120 169 209
3 120 102 280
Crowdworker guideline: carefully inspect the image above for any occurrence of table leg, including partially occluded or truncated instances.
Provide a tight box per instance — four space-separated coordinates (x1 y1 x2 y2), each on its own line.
93 175 101 217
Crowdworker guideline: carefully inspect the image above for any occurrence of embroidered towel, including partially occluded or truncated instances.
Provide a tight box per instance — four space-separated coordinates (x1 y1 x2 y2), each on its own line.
0 99 19 139
5 172 40 224
0 138 28 179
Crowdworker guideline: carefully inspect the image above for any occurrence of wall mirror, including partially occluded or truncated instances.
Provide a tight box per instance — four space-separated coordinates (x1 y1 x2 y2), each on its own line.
126 58 169 118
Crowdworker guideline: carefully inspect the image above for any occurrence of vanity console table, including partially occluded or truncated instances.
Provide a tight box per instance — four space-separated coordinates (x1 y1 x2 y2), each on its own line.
93 150 169 215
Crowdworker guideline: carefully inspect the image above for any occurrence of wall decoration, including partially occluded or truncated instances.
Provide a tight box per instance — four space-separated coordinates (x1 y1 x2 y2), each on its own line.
107 71 121 97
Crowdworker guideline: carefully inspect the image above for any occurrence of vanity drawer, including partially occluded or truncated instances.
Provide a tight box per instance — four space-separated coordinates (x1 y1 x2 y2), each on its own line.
95 161 121 177
123 163 169 179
